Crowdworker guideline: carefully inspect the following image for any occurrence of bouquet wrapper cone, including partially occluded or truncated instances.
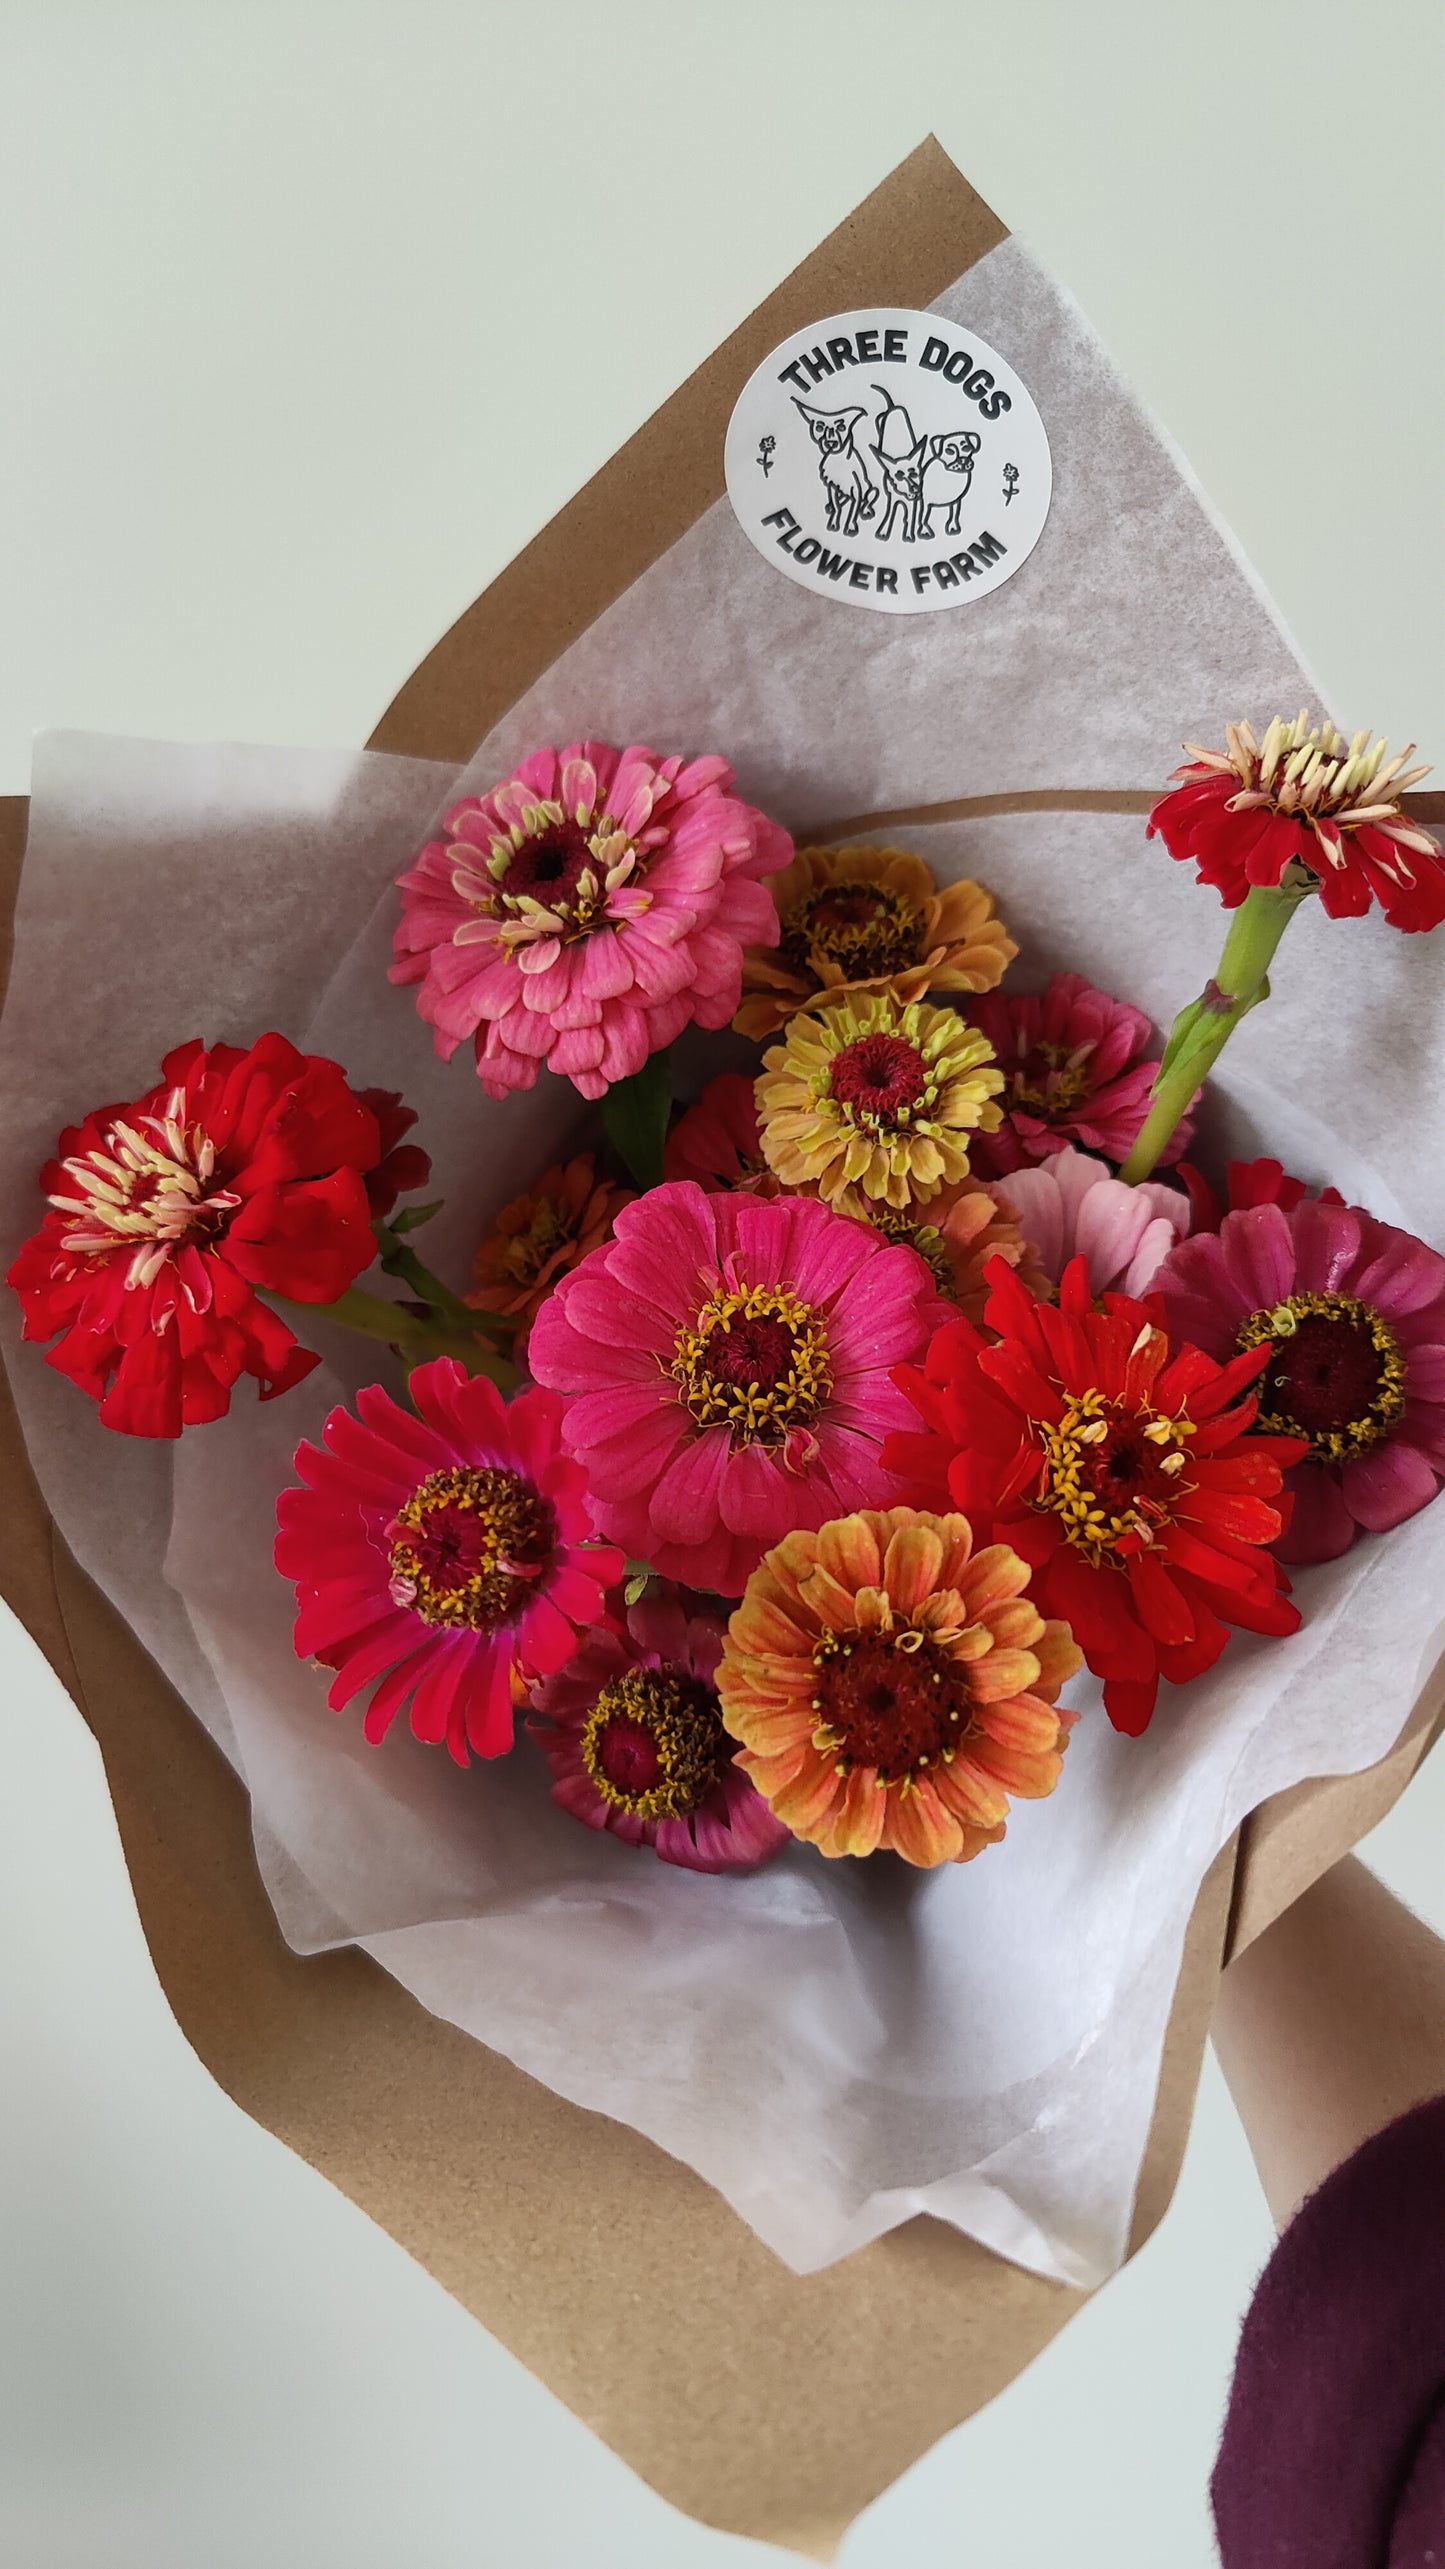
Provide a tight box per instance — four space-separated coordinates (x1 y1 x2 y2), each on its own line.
3 142 1444 2561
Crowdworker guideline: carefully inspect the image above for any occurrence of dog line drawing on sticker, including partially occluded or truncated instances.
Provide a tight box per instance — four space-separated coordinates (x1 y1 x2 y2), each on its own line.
790 396 879 538
922 427 982 537
869 385 930 544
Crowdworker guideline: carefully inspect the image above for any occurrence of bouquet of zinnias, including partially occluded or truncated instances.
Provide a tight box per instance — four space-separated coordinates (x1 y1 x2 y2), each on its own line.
13 715 1445 1891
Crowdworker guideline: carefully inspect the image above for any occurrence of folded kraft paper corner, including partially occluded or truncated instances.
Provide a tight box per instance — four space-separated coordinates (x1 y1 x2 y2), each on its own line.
2 140 1443 2560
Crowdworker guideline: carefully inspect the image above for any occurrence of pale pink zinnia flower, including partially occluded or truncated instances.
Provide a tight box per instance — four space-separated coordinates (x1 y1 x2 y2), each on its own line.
275 1358 623 1764
526 1181 941 1596
970 971 1193 1176
528 1582 789 1873
390 742 792 1101
998 1145 1191 1300
1153 1199 1445 1564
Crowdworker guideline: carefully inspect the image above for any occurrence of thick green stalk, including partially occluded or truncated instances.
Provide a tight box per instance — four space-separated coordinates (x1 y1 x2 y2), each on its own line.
602 1051 672 1190
373 1225 515 1345
1119 883 1312 1185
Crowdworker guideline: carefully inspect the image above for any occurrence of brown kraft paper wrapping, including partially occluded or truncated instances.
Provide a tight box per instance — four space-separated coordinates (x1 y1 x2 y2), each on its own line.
2 143 1442 2559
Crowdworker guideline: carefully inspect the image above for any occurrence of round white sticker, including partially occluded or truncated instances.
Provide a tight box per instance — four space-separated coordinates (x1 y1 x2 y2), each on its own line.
724 306 1051 616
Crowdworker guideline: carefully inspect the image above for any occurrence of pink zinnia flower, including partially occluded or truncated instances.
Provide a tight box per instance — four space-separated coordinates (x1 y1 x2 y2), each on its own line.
662 1070 778 1193
997 1146 1191 1299
390 742 792 1101
275 1358 623 1764
1153 1200 1445 1565
528 1582 789 1873
526 1181 941 1596
969 971 1192 1177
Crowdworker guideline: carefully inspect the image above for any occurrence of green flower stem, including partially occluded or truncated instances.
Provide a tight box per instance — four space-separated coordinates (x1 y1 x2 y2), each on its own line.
373 1225 515 1345
261 1285 519 1392
1119 883 1313 1185
601 1051 672 1191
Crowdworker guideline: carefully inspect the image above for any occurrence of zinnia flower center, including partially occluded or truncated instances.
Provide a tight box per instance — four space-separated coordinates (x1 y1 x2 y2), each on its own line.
861 1203 954 1293
828 1032 931 1125
49 1096 242 1291
781 882 923 983
671 1282 833 1445
1010 1040 1094 1120
387 1465 554 1628
811 1628 972 1784
1236 1292 1406 1459
494 1194 574 1287
581 1665 726 1819
482 796 640 949
1034 1384 1193 1562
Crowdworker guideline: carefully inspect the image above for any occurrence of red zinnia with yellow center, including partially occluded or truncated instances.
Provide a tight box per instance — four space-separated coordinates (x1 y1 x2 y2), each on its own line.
885 1258 1308 1736
717 1506 1081 1867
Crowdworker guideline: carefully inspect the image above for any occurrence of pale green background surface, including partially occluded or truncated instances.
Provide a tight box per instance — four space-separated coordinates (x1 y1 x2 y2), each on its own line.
1 3 1442 2562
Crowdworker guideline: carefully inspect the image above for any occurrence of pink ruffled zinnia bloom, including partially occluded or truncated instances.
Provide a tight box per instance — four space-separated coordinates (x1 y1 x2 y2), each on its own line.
1153 1200 1445 1565
275 1358 623 1764
662 1070 779 1194
526 1181 941 1596
997 1146 1191 1300
970 971 1193 1177
528 1582 790 1873
390 742 792 1101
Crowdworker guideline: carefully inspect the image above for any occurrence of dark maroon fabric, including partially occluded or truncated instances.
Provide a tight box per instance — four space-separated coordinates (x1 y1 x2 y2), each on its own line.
1212 2094 1445 2566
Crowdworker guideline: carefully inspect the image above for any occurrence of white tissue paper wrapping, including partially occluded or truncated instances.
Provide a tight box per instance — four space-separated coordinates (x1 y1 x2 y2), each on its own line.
5 235 1444 2288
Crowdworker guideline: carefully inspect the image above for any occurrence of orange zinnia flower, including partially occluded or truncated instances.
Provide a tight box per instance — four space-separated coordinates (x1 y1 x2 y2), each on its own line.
835 1171 1044 1322
717 1506 1080 1867
733 843 1016 1040
466 1154 632 1336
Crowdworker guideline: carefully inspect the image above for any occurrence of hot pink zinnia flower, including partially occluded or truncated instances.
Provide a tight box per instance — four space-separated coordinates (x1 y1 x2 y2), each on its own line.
390 742 792 1101
526 1181 941 1596
1153 1199 1445 1565
997 1146 1191 1300
969 971 1193 1177
275 1358 623 1764
662 1070 778 1193
528 1582 789 1872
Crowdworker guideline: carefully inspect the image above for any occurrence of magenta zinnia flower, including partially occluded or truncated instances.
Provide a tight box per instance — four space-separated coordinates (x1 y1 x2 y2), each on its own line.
969 971 1192 1177
390 742 792 1101
528 1582 789 1872
526 1181 941 1596
998 1145 1191 1299
1153 1200 1445 1564
275 1358 623 1764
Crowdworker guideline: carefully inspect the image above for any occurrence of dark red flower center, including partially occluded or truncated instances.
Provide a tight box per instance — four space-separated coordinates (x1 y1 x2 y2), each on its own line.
1010 1039 1095 1121
581 1664 726 1819
829 1032 929 1124
1035 1389 1192 1561
673 1283 833 1445
387 1465 553 1629
813 1630 971 1782
499 817 594 908
781 881 922 983
1237 1292 1405 1460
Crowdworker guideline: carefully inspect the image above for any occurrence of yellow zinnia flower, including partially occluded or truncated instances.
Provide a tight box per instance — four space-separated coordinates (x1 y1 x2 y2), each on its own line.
733 843 1017 1040
756 992 1003 1210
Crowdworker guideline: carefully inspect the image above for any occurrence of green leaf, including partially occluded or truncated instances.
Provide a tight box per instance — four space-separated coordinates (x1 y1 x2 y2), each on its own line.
602 1051 672 1191
387 1198 444 1235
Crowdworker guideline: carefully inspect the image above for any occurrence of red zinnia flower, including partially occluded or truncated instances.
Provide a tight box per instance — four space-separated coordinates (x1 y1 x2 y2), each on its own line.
358 1088 432 1220
1175 1153 1343 1238
276 1359 622 1765
8 1035 400 1437
662 1072 779 1194
885 1259 1306 1735
1149 714 1444 930
968 972 1191 1177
